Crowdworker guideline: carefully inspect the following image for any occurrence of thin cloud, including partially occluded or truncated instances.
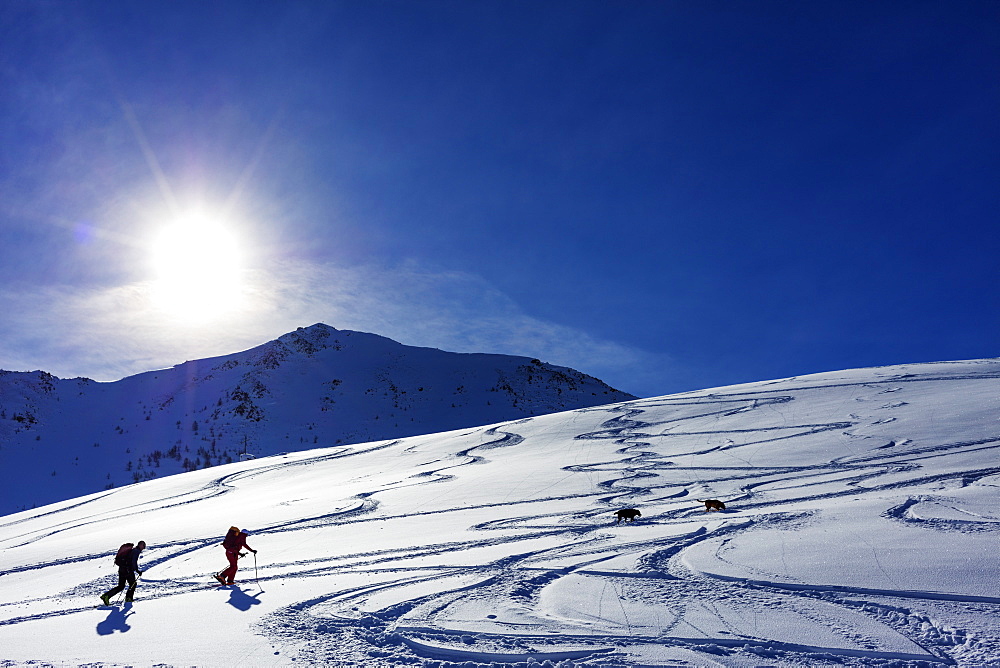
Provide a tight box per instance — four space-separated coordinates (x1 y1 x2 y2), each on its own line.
252 259 672 394
0 259 671 396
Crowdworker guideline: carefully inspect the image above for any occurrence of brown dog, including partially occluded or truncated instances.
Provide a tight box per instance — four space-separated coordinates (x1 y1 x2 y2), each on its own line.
615 508 642 524
698 499 726 511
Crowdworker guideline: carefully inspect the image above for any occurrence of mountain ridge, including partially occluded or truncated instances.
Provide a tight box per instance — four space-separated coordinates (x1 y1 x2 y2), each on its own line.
0 323 636 513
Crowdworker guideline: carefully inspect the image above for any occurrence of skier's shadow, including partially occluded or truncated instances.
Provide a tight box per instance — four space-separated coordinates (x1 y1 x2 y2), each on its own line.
225 586 264 612
96 602 134 635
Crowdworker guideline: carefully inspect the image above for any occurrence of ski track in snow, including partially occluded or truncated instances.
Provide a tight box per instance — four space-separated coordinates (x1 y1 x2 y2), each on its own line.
3 363 1000 666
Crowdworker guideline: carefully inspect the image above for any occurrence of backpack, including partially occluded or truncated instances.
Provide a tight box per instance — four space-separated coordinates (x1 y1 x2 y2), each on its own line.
222 530 239 550
114 543 134 566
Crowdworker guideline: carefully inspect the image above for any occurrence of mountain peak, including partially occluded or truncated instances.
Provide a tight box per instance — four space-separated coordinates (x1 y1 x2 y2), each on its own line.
0 325 636 512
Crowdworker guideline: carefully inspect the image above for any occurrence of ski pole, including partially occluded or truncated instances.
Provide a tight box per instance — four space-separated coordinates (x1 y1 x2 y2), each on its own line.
253 551 260 588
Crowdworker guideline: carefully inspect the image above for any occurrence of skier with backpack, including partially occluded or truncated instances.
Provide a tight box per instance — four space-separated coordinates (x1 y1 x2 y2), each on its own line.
100 540 146 605
216 526 256 585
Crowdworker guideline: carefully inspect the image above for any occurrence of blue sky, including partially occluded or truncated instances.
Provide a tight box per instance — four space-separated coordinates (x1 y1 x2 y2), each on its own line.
1 1 997 397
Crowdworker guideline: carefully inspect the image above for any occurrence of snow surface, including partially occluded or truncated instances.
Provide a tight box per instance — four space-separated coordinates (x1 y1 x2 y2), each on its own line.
1 359 999 666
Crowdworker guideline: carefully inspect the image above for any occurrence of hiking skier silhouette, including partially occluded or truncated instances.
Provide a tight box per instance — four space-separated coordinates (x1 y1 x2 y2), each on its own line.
100 540 145 605
217 526 256 585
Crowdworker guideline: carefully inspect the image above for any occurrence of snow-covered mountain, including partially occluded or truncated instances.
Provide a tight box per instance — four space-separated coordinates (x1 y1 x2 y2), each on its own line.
0 323 635 514
2 358 999 666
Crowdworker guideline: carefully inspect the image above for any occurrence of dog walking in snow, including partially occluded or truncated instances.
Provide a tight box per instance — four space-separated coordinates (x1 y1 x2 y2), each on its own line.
698 499 726 511
615 508 641 523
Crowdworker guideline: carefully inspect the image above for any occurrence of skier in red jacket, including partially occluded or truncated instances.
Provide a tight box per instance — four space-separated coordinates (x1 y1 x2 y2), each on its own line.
216 527 256 585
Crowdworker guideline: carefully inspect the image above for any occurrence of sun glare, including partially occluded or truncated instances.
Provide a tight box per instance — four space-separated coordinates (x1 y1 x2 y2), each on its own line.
150 214 245 322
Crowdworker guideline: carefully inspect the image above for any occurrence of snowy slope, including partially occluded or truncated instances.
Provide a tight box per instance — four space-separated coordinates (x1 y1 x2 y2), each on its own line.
1 359 999 667
0 323 635 514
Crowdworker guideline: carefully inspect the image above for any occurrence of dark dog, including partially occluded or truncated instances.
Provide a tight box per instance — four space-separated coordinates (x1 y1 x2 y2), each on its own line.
615 508 641 524
698 499 726 511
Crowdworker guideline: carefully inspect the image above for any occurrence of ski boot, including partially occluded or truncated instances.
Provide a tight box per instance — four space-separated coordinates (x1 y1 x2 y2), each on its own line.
100 593 111 606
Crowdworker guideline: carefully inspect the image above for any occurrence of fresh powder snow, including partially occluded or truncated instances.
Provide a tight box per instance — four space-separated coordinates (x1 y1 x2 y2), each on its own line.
1 359 999 666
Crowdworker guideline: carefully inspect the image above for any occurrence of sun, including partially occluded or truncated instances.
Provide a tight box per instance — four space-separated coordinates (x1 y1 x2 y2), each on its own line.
149 213 246 322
